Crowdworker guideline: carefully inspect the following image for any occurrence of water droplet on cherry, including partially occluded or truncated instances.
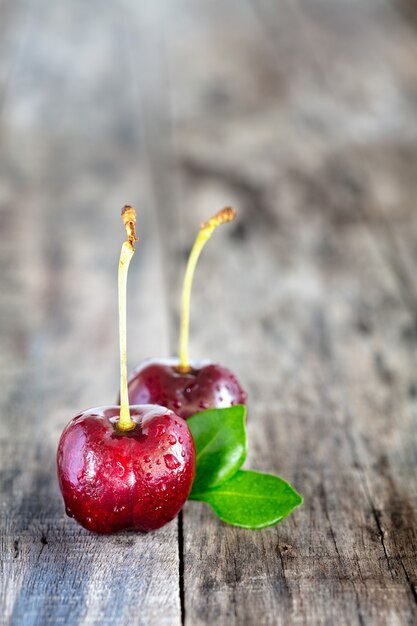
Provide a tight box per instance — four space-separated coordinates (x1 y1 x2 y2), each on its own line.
164 454 181 470
156 425 166 437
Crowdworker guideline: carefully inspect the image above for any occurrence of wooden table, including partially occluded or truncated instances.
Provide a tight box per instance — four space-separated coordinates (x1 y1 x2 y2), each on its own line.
1 1 417 624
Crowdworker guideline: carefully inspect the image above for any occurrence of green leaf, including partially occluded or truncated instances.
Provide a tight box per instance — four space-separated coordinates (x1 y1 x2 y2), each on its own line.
189 470 303 529
188 405 247 494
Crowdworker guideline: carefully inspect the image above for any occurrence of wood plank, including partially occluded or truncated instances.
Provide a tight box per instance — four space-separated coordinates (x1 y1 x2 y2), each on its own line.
0 2 181 624
2 0 417 624
154 1 417 624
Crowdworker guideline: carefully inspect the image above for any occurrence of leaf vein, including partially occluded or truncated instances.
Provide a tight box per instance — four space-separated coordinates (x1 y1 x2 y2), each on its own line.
195 426 233 462
193 491 297 500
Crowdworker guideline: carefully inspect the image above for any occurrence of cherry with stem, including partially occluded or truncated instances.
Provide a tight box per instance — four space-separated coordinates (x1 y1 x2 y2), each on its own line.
126 207 247 420
57 206 196 534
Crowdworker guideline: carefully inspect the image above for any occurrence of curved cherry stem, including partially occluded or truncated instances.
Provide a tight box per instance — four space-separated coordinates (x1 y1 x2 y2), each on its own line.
118 205 137 432
178 207 236 373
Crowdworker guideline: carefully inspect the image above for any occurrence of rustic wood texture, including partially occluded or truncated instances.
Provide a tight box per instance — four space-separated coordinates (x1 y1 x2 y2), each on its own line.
1 1 417 625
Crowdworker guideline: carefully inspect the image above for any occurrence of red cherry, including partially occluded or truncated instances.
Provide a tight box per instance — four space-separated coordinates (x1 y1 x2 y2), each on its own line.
57 208 196 534
126 208 247 420
127 358 247 420
57 405 195 533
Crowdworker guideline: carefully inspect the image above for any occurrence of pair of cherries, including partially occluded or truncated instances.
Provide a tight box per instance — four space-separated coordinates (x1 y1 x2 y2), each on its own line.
57 206 246 533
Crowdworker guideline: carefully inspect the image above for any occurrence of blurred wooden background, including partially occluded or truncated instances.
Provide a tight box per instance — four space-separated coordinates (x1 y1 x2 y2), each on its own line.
1 1 417 624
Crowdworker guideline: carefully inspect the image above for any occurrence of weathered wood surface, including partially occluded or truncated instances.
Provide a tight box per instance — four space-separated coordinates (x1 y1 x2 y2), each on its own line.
0 3 180 625
1 0 417 625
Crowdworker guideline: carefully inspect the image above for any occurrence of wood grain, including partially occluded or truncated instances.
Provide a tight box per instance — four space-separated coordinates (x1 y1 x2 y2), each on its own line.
1 0 417 625
156 1 417 624
0 2 180 625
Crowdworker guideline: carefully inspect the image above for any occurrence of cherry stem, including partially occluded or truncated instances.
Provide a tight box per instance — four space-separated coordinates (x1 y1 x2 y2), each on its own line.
118 205 137 432
178 207 236 373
